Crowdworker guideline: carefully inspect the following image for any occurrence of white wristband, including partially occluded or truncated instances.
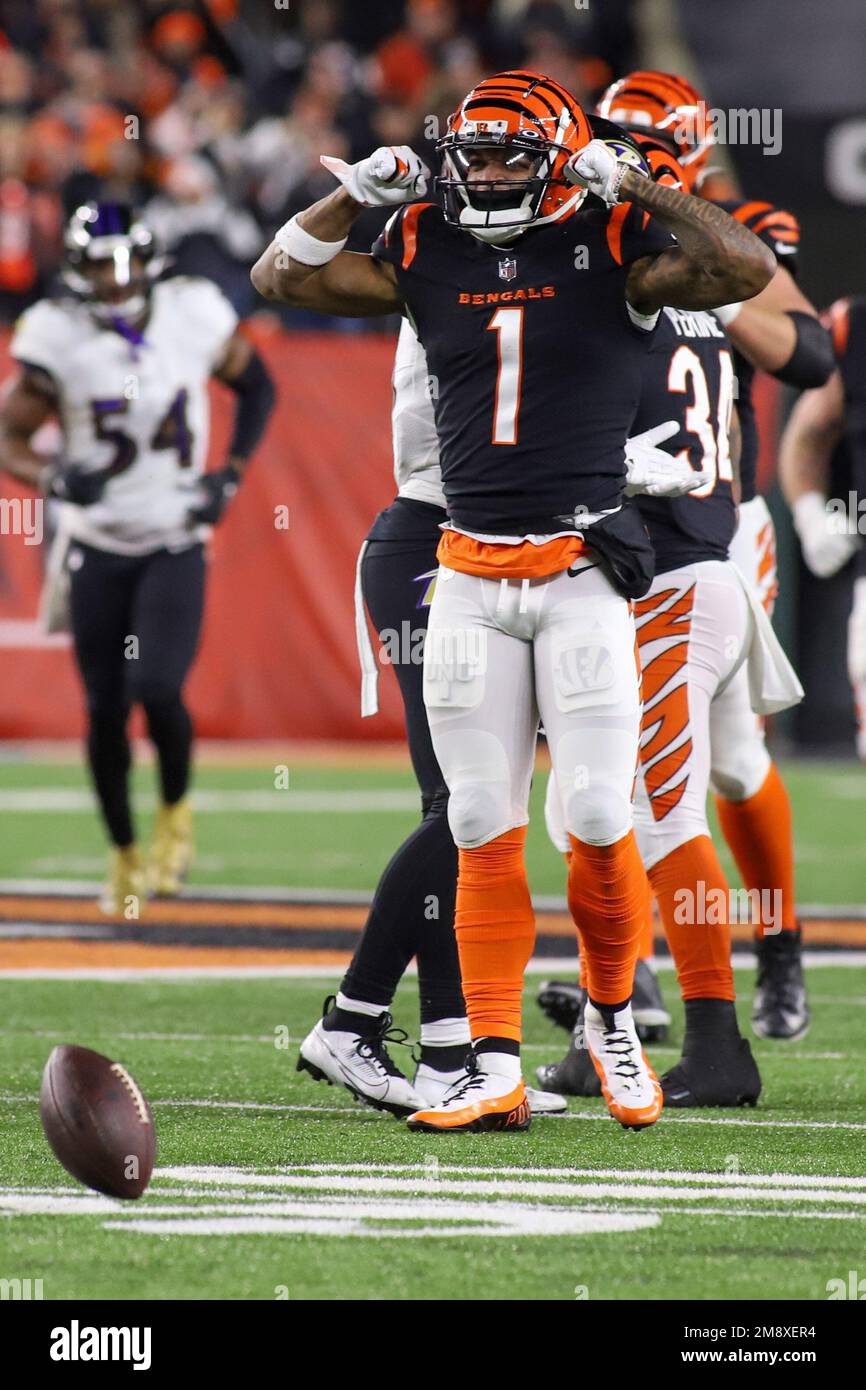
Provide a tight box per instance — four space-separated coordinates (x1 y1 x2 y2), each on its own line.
274 214 347 267
714 301 743 327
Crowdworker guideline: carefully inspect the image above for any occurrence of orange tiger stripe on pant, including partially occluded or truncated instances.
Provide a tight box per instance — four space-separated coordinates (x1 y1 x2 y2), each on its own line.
635 583 695 822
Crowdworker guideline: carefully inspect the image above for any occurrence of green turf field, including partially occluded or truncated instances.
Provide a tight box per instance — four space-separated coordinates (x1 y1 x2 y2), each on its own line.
1 968 865 1301
0 754 864 902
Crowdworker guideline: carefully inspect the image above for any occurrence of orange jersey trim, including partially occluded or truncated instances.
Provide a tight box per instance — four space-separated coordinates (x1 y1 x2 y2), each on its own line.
828 297 851 358
401 202 432 270
437 530 587 580
606 203 630 266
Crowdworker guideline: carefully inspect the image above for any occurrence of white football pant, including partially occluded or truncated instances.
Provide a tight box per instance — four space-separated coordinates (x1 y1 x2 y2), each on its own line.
709 495 777 801
849 575 866 762
545 559 752 869
423 561 641 850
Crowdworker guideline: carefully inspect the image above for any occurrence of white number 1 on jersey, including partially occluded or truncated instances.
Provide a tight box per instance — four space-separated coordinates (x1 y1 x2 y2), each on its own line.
487 307 524 445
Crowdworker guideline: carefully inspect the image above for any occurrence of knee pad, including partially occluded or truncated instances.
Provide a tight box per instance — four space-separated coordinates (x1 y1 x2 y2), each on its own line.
563 779 632 847
434 728 527 848
710 737 771 803
447 782 516 848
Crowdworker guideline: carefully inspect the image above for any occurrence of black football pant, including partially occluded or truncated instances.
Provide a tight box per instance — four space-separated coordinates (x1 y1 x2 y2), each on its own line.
340 500 465 1027
69 542 205 847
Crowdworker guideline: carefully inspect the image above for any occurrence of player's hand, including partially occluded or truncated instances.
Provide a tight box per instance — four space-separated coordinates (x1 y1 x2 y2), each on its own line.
43 462 110 507
187 465 241 526
793 490 861 578
624 421 710 497
564 138 647 207
320 146 430 207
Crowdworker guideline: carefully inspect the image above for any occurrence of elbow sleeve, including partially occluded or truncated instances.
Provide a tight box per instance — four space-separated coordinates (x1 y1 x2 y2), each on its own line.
775 312 835 388
226 350 276 460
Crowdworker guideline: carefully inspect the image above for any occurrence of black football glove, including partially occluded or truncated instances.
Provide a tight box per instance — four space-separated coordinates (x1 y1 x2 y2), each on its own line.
45 463 110 507
187 465 241 526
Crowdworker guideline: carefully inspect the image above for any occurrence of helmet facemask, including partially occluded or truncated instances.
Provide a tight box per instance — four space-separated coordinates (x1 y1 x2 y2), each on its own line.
436 74 592 244
62 204 166 326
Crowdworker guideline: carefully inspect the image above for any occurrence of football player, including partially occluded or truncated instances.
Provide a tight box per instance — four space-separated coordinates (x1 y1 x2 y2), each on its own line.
252 70 774 1133
538 141 803 1108
0 203 275 914
779 297 866 756
297 312 698 1120
596 71 835 1041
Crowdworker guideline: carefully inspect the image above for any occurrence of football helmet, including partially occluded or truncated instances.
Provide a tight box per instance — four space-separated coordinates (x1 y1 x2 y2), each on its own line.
62 202 165 325
633 132 688 191
436 70 593 243
596 70 714 189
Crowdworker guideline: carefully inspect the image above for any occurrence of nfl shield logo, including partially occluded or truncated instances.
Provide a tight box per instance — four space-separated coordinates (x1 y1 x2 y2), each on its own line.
498 257 517 281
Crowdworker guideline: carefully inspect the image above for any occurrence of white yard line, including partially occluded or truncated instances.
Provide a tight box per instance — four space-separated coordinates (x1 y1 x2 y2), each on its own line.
3 1090 866 1132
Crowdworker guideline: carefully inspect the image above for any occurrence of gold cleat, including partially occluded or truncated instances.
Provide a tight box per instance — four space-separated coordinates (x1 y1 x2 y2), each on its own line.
99 844 147 918
148 796 194 896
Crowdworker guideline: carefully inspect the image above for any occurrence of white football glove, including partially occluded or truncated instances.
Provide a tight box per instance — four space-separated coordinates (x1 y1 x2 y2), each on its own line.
320 145 430 207
624 421 710 497
793 490 861 578
564 138 648 207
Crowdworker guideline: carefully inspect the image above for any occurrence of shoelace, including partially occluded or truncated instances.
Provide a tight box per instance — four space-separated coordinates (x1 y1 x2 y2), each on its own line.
599 1028 642 1086
441 1055 488 1106
355 1012 414 1078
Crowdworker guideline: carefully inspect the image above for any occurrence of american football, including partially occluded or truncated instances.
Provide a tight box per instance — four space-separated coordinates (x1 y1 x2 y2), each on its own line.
39 1045 155 1200
0 0 864 1353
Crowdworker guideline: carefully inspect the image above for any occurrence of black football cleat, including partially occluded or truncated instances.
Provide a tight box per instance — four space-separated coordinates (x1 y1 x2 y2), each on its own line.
752 927 810 1041
631 958 671 1044
661 999 761 1108
537 979 583 1033
538 965 671 1044
535 995 602 1097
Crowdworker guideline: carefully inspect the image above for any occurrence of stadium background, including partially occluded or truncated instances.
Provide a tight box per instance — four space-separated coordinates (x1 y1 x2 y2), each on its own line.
1 0 865 749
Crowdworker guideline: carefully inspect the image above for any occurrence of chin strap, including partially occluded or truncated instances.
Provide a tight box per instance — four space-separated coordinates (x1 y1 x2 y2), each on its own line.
463 185 588 243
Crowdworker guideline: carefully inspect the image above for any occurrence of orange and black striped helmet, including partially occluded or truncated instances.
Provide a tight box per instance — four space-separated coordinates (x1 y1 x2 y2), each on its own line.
633 132 688 191
596 71 713 188
436 70 592 242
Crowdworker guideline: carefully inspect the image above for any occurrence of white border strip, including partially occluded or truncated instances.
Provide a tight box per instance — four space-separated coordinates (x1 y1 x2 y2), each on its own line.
1 951 866 981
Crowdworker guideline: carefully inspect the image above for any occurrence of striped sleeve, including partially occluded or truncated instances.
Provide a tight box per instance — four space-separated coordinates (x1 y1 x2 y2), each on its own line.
729 199 801 276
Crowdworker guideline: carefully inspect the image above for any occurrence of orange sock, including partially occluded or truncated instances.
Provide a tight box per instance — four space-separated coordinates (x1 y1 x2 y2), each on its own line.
639 878 655 961
714 763 796 936
561 849 589 988
567 831 646 1004
649 834 734 1001
454 826 535 1042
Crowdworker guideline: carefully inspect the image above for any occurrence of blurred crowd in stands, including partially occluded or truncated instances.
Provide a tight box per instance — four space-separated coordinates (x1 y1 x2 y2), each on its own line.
0 0 638 326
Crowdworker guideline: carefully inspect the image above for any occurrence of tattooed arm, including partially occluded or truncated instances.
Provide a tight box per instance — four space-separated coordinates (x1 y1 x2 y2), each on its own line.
620 171 776 314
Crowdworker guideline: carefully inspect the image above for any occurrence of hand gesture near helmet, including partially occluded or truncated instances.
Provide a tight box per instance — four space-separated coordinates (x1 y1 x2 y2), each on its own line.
320 147 430 207
564 138 648 208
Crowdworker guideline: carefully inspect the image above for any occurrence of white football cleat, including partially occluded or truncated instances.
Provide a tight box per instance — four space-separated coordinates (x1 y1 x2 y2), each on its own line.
582 1000 663 1130
525 1085 567 1115
413 1062 566 1115
297 1001 425 1117
407 1058 530 1133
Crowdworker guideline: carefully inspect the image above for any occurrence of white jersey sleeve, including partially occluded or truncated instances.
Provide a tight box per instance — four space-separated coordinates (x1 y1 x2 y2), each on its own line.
10 300 80 382
165 277 239 371
391 318 445 510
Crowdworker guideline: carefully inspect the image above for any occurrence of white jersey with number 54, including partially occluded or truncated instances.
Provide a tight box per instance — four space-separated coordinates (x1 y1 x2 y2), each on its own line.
11 276 238 554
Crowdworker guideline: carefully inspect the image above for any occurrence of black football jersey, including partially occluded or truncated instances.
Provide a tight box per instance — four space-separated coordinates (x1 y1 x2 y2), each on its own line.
714 198 801 504
372 200 674 535
830 296 866 579
632 307 737 574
